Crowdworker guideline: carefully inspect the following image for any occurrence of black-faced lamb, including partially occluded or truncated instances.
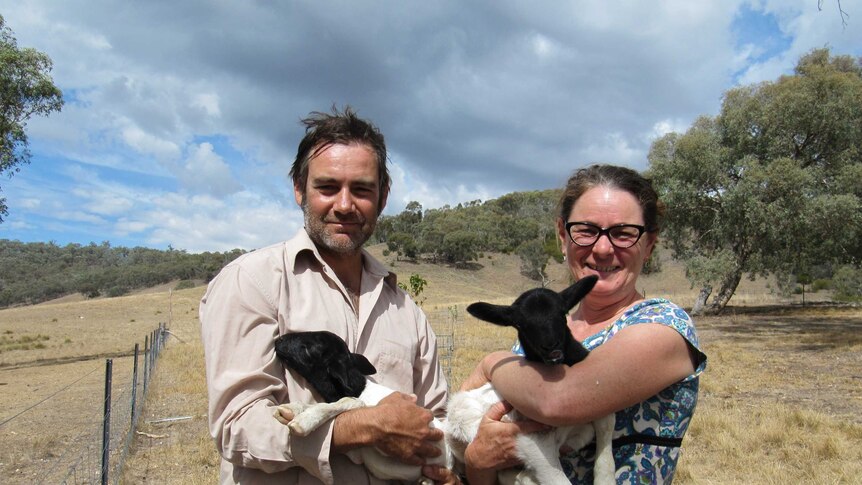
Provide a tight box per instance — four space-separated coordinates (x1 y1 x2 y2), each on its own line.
272 330 451 484
446 274 616 485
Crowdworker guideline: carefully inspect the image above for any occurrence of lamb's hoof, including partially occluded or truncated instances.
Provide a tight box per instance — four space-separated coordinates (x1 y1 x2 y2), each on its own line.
274 404 300 425
288 420 315 436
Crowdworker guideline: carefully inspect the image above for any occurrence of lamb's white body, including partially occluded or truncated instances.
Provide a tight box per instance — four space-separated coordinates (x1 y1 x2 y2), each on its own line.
446 382 616 485
275 381 450 484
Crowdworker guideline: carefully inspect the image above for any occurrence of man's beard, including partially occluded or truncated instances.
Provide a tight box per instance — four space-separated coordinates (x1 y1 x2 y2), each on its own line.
302 199 377 256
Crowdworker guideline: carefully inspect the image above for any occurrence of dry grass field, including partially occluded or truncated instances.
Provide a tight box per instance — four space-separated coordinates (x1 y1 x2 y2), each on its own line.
1 245 860 484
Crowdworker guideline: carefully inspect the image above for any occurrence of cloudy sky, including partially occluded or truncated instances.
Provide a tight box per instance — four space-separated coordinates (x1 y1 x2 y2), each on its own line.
1 1 860 252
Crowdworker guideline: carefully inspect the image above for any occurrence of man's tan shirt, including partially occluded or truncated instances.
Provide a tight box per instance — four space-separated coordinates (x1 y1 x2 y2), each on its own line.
200 229 448 484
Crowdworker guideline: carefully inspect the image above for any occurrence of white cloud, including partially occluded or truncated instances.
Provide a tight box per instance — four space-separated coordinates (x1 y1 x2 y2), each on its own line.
2 0 860 250
121 124 182 161
649 119 692 140
193 93 221 118
579 133 642 168
139 191 301 252
178 142 241 197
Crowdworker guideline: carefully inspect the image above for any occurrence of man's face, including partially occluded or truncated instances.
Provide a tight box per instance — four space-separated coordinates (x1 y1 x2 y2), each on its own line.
295 143 387 257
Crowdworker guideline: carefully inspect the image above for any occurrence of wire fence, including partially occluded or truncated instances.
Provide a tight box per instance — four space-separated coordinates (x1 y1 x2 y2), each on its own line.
426 305 463 384
0 308 459 484
0 323 168 485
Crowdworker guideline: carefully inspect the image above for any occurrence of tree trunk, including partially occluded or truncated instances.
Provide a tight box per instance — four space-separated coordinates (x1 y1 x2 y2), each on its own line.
706 269 743 315
691 285 712 315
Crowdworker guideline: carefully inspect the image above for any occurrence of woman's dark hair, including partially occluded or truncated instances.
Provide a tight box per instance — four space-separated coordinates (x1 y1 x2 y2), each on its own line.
558 164 665 232
290 105 390 205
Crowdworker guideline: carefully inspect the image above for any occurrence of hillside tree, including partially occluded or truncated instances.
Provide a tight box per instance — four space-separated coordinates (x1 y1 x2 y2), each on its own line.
0 15 63 222
648 49 862 315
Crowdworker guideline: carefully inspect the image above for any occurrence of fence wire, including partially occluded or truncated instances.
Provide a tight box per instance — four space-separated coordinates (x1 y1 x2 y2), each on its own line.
0 324 169 485
6 309 459 484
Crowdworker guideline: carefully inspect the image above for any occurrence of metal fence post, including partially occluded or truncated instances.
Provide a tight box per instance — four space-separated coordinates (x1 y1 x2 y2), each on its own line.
143 334 150 395
131 343 139 428
101 359 113 485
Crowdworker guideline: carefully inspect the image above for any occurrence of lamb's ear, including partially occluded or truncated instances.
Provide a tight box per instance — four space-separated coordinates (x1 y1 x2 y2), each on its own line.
467 302 516 327
559 275 599 310
351 353 377 376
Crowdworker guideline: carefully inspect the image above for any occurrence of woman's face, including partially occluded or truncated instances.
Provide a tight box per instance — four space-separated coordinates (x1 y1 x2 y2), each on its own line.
557 186 656 303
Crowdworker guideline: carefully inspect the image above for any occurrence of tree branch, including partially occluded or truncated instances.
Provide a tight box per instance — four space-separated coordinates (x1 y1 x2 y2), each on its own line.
819 0 850 29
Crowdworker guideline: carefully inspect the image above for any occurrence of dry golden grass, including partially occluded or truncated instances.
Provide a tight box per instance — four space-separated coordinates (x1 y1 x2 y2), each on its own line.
3 248 860 484
121 340 219 484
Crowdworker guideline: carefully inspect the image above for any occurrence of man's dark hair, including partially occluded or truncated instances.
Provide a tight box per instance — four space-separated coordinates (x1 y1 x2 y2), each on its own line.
290 105 390 205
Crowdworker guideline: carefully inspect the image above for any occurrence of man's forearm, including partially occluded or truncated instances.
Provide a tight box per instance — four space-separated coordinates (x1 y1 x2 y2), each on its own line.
331 407 377 452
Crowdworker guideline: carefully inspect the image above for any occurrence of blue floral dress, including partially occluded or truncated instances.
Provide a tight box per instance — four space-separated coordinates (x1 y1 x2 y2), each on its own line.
512 298 707 484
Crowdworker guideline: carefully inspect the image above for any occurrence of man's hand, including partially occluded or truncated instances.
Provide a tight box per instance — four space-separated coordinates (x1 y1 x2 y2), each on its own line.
464 401 550 480
422 464 462 485
332 391 443 466
370 392 444 465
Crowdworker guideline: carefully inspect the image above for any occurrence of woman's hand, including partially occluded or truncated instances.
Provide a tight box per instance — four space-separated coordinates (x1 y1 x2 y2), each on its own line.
464 401 550 484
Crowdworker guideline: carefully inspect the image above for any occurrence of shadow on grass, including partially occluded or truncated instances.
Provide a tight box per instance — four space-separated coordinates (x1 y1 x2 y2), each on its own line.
697 303 862 351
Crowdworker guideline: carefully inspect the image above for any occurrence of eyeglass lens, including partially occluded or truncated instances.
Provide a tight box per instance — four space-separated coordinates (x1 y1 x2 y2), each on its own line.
568 223 642 248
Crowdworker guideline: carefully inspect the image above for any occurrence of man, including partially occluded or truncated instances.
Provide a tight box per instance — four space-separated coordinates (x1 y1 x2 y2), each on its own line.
200 106 454 484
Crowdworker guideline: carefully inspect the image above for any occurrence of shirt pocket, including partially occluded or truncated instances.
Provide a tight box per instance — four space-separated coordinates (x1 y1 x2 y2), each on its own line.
371 340 414 393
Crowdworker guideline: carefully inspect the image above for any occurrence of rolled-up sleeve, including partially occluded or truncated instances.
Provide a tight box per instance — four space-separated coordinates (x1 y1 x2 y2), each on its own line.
200 262 336 483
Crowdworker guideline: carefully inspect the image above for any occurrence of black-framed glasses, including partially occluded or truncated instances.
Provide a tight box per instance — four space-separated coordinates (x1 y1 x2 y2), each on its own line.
565 221 646 249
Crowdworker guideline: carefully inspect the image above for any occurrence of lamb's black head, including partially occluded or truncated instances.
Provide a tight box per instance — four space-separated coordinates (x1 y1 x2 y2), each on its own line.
274 331 377 403
466 275 598 366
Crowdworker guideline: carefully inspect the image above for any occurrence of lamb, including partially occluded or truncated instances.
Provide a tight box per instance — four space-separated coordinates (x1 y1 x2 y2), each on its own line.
272 330 451 484
446 274 616 485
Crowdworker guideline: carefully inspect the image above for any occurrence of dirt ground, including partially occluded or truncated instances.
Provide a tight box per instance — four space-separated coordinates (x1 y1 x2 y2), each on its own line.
695 305 862 425
1 255 859 483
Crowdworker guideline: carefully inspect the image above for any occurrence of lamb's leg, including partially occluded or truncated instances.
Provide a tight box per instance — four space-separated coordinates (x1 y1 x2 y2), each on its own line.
275 397 366 436
273 402 309 425
591 414 616 485
513 431 570 484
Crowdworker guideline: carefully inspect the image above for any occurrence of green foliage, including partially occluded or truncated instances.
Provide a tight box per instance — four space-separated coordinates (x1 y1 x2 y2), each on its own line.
398 273 428 306
0 15 64 221
174 279 196 290
377 190 561 271
832 265 862 302
440 230 480 266
642 245 663 275
517 239 547 283
811 279 832 292
647 48 862 314
0 239 246 308
517 230 565 285
0 333 50 353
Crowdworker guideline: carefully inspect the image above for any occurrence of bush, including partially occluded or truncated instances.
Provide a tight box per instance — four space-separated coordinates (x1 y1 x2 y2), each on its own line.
832 265 862 302
811 279 832 292
174 279 196 290
107 286 130 297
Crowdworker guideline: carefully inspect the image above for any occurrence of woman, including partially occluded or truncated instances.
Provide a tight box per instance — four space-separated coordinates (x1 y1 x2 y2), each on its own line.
462 165 707 484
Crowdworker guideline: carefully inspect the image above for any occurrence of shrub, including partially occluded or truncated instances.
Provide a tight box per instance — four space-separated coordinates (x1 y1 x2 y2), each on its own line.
174 280 196 290
107 286 130 297
811 279 832 292
832 265 862 302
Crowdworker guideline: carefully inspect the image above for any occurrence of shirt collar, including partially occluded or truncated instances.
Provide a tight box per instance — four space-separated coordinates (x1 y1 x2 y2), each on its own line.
286 228 398 290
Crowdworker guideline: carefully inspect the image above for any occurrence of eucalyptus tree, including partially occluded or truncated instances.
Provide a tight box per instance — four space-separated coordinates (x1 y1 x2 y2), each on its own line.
648 49 862 314
0 15 64 221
